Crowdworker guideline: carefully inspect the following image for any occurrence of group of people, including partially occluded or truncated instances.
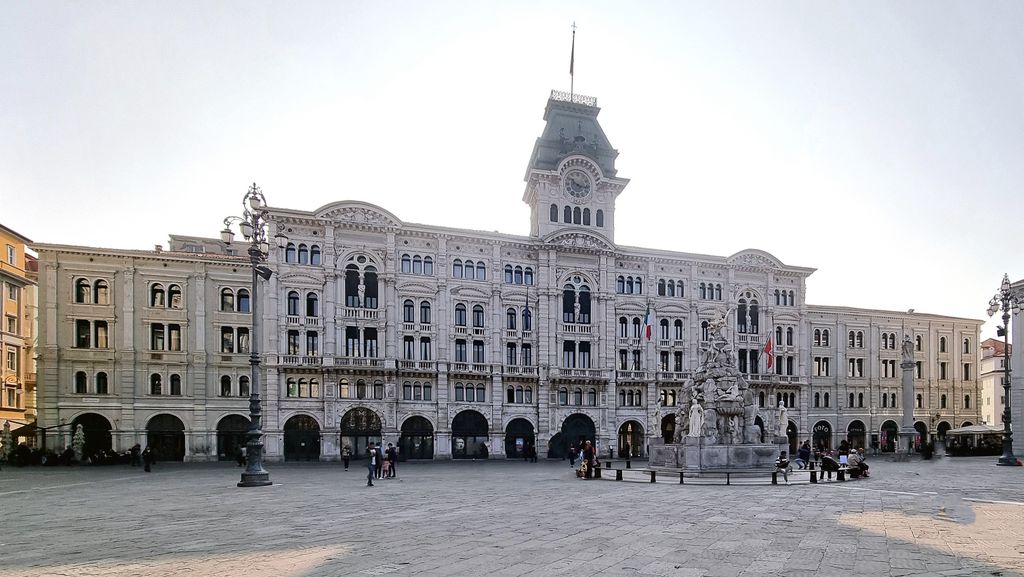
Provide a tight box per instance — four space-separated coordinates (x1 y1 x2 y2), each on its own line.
776 439 871 483
571 440 596 479
363 442 398 487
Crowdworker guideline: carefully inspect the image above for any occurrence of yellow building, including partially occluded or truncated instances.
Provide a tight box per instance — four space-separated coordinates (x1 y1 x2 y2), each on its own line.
1 223 37 445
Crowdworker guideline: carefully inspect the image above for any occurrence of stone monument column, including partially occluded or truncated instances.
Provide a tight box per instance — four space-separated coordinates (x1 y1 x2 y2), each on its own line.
899 335 916 454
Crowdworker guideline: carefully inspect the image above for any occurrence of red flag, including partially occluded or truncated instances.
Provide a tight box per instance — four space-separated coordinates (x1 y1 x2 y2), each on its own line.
763 335 774 370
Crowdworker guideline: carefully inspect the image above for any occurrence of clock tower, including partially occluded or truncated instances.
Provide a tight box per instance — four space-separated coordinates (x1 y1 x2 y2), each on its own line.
523 91 629 243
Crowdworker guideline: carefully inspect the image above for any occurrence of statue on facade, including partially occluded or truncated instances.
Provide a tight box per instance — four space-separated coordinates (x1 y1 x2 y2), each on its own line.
777 401 788 437
901 334 914 364
573 300 581 322
687 399 704 438
652 398 662 433
357 281 366 307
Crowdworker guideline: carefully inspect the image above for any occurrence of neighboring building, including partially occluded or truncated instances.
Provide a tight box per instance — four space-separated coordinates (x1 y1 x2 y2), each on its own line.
980 338 1011 426
1010 278 1023 452
1 224 37 443
32 91 983 462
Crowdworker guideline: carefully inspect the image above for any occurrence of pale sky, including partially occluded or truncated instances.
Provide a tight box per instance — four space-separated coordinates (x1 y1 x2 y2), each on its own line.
2 1 1022 339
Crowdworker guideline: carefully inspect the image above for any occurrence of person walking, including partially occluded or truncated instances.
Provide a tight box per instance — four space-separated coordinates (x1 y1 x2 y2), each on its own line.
130 443 142 467
142 446 155 473
366 442 377 487
375 444 384 479
582 440 595 479
795 441 811 469
341 445 352 470
385 443 397 478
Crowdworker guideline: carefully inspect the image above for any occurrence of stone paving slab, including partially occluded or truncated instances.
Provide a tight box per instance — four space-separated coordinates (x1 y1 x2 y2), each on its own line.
1 456 1023 576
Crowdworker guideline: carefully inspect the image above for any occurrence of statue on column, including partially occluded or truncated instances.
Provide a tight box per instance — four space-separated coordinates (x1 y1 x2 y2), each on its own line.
573 299 581 323
357 279 366 308
777 401 788 437
901 335 914 364
687 399 704 438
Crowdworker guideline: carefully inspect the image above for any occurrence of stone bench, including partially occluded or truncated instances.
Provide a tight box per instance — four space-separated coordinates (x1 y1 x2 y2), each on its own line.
601 466 657 483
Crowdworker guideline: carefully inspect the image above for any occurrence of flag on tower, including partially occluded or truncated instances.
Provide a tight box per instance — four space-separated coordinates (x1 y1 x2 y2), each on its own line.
643 306 654 341
763 334 774 370
570 24 575 76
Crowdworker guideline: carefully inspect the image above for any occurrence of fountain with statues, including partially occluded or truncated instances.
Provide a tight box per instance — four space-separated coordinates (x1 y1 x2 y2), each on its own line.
649 311 787 473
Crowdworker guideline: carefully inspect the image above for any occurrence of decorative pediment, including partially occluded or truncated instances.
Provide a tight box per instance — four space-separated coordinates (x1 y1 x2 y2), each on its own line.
727 250 782 270
397 281 437 296
278 272 324 286
315 201 402 228
450 285 489 300
544 231 614 251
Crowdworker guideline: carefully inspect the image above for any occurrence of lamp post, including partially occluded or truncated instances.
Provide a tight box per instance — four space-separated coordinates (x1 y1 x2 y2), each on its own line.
222 183 288 486
987 273 1022 467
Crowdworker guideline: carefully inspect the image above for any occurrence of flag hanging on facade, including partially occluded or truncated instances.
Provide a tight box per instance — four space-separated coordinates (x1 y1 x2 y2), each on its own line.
643 306 654 341
763 334 774 370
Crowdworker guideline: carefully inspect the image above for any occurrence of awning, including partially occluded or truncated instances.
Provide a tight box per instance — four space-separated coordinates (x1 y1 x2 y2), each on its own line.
946 424 1003 436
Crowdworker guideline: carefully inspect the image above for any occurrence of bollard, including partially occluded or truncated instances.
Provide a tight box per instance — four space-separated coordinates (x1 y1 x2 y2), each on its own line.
626 458 631 469
650 470 657 483
771 471 778 485
616 469 623 481
679 471 685 485
837 468 846 481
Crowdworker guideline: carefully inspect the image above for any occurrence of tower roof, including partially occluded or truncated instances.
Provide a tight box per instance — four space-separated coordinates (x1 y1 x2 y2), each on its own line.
525 90 619 179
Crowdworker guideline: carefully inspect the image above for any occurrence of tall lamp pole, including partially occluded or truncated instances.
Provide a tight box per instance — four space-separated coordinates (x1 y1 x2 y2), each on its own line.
222 183 288 486
987 273 1022 467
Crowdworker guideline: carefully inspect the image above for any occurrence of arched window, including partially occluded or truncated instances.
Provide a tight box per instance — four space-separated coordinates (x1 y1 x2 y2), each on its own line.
822 329 830 347
701 321 710 341
559 388 568 405
635 277 643 294
849 392 855 407
699 282 707 299
236 288 250 313
774 289 781 305
96 372 108 394
619 389 627 406
476 261 486 280
658 279 666 296
714 284 722 300
617 276 625 294
239 376 249 397
940 394 947 409
674 319 683 340
310 245 321 265
522 308 532 331
472 305 485 328
964 395 971 409
419 301 431 324
856 331 863 348
667 280 676 297
150 373 162 395
220 375 232 397
506 308 517 330
564 205 572 223
587 388 597 406
403 300 415 323
857 392 863 407
74 371 88 394
550 204 558 222
814 329 822 346
305 292 319 317
963 338 971 354
916 394 922 409
823 392 830 407
464 260 475 280
287 291 300 316
514 266 523 285
93 279 109 304
151 284 165 307
298 244 309 264
516 386 525 404
881 393 888 408
625 277 634 294
582 208 591 225
776 326 783 345
285 243 296 263
939 336 947 353
890 393 897 408
423 257 434 275
454 303 467 326
573 388 583 405
401 254 412 273
659 319 669 340
786 327 794 346
596 209 604 227
220 288 234 312
814 392 820 408
524 267 533 285
573 206 581 224
452 259 463 279
915 335 923 351
504 265 513 283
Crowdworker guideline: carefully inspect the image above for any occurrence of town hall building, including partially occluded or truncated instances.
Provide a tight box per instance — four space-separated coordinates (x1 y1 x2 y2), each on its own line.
33 91 982 462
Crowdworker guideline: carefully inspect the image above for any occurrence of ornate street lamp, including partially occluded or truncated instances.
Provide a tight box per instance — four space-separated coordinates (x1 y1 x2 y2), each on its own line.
222 183 288 486
986 273 1022 467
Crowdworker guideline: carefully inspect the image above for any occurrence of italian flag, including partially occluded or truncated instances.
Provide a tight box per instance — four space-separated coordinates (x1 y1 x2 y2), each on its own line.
763 335 774 370
643 306 654 341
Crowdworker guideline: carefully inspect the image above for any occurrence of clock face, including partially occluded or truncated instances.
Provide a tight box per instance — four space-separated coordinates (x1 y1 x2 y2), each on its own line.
563 170 592 199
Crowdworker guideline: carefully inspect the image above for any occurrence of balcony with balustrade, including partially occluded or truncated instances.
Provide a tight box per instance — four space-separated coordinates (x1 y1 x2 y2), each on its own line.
341 307 380 320
449 362 492 376
550 367 606 382
397 360 437 373
501 365 539 379
561 323 593 334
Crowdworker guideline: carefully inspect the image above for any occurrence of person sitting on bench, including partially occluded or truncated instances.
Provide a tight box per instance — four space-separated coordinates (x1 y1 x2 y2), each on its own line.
775 451 792 485
848 448 870 478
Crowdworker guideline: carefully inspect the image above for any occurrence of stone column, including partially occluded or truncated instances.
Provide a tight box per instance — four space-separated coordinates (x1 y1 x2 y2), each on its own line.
900 358 917 454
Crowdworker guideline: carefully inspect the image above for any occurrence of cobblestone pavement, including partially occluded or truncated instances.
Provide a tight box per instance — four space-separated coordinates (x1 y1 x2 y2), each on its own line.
2 455 1023 577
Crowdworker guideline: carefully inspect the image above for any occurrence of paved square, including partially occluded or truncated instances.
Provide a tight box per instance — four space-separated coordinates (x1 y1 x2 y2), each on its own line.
2 456 1023 576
